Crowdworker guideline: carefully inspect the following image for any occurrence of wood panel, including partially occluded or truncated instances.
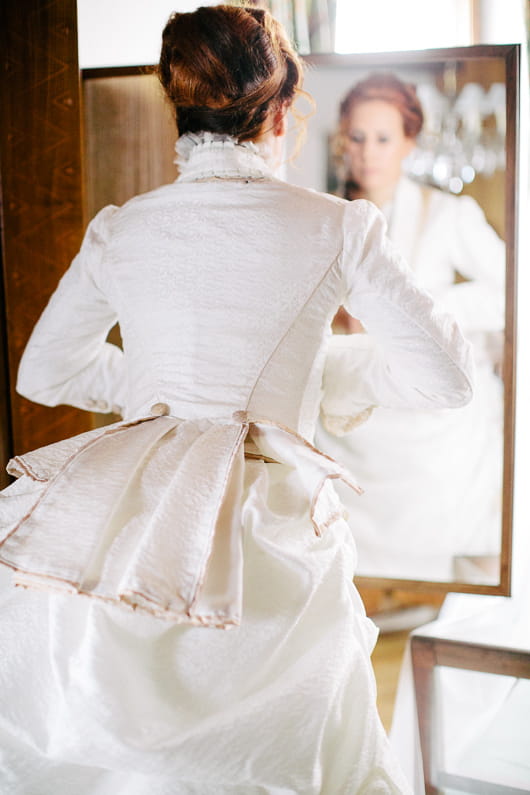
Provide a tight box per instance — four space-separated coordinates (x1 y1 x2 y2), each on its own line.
83 72 177 219
0 248 12 488
81 70 177 429
455 56 506 238
0 0 91 461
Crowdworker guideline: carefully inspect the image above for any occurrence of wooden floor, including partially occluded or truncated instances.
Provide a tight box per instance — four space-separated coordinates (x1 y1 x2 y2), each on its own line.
358 587 445 732
371 629 410 732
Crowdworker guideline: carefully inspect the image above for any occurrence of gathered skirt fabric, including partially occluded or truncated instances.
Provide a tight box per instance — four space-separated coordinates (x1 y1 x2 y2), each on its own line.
0 457 411 794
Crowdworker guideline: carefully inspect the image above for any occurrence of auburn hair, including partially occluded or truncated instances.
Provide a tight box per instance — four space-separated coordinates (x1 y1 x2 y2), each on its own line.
158 5 304 142
339 72 424 139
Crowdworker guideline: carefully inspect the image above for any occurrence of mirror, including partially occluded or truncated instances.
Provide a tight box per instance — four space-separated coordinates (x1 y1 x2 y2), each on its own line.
80 44 519 595
285 46 519 594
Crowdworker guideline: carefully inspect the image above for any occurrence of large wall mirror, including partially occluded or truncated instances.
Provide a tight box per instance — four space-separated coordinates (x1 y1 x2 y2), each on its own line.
289 46 519 596
81 44 519 596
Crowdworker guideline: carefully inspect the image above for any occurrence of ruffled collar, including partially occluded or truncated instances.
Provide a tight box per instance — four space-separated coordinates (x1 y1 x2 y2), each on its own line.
175 131 275 182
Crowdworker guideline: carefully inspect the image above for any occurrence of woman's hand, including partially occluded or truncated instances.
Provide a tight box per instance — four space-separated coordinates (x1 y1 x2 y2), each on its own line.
332 306 365 334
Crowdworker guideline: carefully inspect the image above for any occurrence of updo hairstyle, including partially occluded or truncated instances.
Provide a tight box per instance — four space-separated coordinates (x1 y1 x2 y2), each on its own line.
339 72 424 139
158 5 304 142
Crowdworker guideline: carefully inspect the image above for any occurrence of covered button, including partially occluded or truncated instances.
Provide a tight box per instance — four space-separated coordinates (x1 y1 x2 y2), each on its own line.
150 402 170 416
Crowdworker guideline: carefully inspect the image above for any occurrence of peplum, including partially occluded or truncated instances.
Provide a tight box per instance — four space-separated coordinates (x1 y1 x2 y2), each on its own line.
0 407 360 628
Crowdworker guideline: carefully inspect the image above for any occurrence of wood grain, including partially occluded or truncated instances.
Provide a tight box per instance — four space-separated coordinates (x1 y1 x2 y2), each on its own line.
83 72 177 219
0 0 92 461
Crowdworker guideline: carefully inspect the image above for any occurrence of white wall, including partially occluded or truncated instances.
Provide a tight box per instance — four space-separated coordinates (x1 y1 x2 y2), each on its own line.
511 46 530 598
474 0 526 44
77 0 218 69
474 0 530 599
334 0 471 53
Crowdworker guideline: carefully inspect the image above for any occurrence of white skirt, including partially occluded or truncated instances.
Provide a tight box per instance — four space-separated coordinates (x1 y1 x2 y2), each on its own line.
0 425 411 794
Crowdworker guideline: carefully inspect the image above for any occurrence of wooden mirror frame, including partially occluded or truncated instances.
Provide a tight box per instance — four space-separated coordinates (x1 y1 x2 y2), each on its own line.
297 45 519 596
77 43 520 596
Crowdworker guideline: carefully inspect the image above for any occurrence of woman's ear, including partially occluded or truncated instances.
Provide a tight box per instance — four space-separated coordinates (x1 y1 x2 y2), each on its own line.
272 104 287 137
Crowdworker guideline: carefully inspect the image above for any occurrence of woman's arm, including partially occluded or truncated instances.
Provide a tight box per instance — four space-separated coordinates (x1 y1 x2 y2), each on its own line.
439 194 505 333
325 200 474 418
16 207 126 415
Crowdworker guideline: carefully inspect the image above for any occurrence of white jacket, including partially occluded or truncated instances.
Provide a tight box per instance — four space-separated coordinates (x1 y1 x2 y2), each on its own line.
3 132 473 624
385 175 505 333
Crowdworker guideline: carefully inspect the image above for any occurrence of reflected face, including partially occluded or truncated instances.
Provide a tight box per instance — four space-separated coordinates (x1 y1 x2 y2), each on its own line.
344 100 415 195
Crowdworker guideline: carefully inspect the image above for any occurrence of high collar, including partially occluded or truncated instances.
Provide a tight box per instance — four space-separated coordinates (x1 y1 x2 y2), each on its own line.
175 131 275 183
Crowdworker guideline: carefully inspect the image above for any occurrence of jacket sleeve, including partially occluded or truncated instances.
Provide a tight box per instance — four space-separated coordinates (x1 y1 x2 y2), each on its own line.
439 194 505 333
16 206 127 415
320 200 474 432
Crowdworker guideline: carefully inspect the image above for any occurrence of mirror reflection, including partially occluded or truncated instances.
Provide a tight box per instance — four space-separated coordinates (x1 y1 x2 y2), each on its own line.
285 52 508 586
81 45 516 592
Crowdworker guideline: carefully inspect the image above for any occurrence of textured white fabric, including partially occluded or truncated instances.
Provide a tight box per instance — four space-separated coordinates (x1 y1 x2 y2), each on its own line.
317 176 504 581
0 412 362 627
387 177 504 333
0 133 473 793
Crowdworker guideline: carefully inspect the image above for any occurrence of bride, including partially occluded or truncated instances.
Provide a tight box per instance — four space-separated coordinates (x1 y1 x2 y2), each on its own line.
0 6 472 793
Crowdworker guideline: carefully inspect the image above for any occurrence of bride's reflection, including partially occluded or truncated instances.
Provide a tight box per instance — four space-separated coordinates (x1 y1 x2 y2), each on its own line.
316 72 505 582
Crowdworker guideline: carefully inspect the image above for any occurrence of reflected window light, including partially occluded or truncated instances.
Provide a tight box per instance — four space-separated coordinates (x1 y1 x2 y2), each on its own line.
461 165 476 183
448 176 464 193
334 0 472 53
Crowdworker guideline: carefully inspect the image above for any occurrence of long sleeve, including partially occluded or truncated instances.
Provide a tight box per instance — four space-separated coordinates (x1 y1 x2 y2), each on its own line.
321 200 474 432
437 194 505 333
16 206 126 415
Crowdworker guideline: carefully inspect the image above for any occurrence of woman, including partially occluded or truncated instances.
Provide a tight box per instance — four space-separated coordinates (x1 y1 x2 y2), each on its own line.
319 72 504 584
0 9 472 794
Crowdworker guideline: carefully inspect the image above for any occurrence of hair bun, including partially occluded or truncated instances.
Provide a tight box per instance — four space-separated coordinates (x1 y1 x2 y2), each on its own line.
158 5 304 141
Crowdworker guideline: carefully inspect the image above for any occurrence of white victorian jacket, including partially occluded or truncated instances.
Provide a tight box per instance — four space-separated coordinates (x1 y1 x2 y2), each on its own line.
385 175 505 334
0 133 473 627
